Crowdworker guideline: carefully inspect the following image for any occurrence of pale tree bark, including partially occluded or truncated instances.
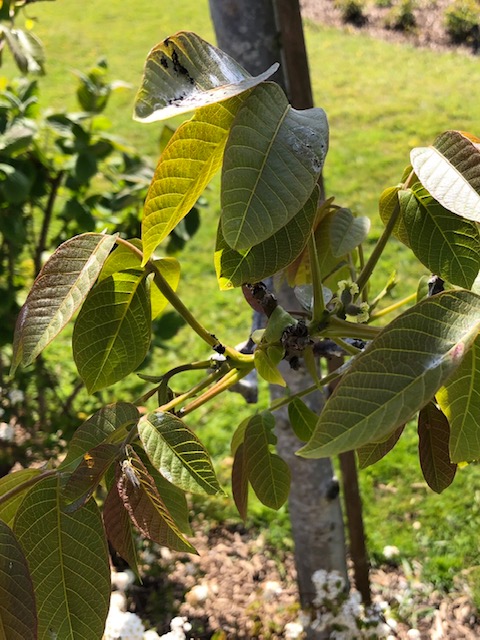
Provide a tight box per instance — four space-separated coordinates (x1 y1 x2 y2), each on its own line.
209 2 349 634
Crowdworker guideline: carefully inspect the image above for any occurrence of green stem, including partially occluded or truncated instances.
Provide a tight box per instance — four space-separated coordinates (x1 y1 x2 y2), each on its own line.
180 365 254 416
354 199 401 297
269 368 343 412
308 232 325 323
369 292 416 320
334 337 363 356
158 366 229 413
115 237 253 365
323 316 382 340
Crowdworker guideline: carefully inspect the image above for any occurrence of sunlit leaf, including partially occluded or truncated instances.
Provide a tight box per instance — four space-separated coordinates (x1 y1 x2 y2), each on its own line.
116 451 195 553
73 269 151 393
410 130 480 223
138 411 222 496
298 291 480 458
244 412 290 510
356 426 405 469
133 31 277 122
0 469 41 527
400 183 480 288
141 98 244 262
100 241 181 318
0 521 37 640
103 483 139 575
221 82 328 251
60 402 139 473
329 208 370 258
288 397 317 442
14 476 110 640
437 336 480 462
418 402 457 493
232 443 248 520
12 233 116 373
254 346 286 387
215 187 319 289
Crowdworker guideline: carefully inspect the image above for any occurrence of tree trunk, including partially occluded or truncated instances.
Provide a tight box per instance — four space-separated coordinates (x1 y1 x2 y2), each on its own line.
209 2 349 634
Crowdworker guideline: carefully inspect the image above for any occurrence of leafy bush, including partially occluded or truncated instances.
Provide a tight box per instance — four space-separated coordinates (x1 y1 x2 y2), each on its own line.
444 0 480 44
385 0 417 31
335 0 368 25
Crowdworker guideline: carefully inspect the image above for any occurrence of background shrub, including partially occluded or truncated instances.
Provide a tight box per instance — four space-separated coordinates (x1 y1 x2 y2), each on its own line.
444 0 480 44
385 0 417 31
335 0 368 25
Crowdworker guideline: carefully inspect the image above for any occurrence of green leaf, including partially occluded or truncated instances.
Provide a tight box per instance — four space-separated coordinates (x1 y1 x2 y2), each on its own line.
230 417 250 456
400 183 480 288
356 426 405 469
0 469 41 527
329 208 370 258
138 411 222 496
221 82 328 251
100 241 181 318
244 413 290 510
116 451 195 553
418 402 457 493
103 482 139 576
141 98 244 262
62 443 121 512
12 233 117 373
14 476 111 640
60 402 139 473
410 130 480 223
133 31 277 122
0 520 37 640
288 398 317 442
254 346 286 387
437 336 480 462
215 186 319 289
232 443 248 520
298 291 480 458
73 269 151 393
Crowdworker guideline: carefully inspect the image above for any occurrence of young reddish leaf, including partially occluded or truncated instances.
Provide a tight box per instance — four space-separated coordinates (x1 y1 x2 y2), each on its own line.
0 468 42 527
0 521 37 640
244 412 290 510
116 451 195 553
138 411 222 496
12 232 117 373
418 402 457 493
73 269 152 393
62 443 121 512
13 475 111 640
60 402 139 473
232 443 249 521
356 426 405 469
103 483 139 577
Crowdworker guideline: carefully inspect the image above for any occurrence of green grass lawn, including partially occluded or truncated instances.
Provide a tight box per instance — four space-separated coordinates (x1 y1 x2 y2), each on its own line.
5 0 480 595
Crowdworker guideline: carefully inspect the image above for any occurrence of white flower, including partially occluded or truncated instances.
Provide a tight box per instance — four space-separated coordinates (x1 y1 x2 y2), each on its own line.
382 545 400 559
0 422 15 442
110 591 127 612
263 580 283 600
143 630 161 640
104 610 145 640
407 630 421 639
111 570 136 592
8 389 24 404
284 621 304 639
